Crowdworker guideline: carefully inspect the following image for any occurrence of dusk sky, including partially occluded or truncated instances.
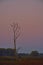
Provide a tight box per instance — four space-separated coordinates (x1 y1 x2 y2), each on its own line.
0 0 43 53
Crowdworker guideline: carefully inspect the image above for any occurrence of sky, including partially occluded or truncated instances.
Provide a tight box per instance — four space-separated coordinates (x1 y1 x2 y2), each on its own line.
0 0 43 53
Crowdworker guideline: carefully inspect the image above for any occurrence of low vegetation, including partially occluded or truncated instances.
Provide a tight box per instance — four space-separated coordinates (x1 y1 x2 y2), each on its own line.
0 48 43 65
0 56 43 65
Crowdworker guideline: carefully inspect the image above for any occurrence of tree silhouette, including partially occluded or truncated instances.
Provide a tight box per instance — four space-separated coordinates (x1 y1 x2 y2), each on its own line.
30 50 39 56
11 22 21 56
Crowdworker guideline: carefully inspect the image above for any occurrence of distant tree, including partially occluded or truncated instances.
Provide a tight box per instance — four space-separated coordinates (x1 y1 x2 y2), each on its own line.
0 48 5 56
10 22 21 56
30 50 39 56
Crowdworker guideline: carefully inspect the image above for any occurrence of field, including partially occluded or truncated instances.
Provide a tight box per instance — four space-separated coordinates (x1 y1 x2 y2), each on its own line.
0 56 43 65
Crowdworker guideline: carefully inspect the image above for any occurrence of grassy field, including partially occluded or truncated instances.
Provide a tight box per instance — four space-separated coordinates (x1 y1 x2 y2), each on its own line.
0 56 43 65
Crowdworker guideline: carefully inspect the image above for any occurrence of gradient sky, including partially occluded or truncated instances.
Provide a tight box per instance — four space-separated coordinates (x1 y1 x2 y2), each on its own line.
0 0 43 53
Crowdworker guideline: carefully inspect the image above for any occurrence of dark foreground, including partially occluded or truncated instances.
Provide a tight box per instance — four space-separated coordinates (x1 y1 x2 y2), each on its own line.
0 56 43 65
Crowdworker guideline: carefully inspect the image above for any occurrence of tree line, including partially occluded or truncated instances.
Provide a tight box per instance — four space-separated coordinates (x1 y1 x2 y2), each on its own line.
0 48 43 57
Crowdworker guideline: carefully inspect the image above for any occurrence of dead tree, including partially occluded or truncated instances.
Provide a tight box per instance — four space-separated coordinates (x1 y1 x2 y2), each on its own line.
11 22 21 56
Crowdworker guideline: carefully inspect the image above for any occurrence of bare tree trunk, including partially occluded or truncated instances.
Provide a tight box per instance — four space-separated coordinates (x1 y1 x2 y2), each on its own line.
14 32 16 56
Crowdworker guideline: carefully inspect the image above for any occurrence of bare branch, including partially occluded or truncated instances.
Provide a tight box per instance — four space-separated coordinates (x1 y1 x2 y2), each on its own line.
15 31 21 39
14 23 18 32
16 47 22 53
